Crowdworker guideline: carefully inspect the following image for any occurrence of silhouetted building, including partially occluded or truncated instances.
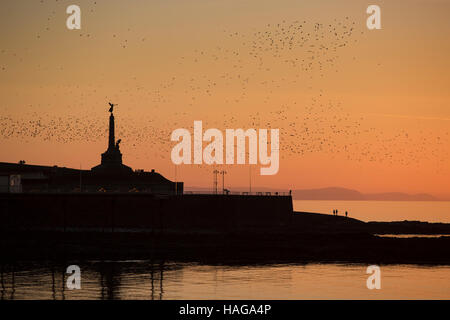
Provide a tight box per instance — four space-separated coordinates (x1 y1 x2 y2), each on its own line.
0 106 183 194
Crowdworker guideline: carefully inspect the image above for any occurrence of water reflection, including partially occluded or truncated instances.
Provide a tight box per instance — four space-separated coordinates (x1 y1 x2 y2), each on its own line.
0 261 449 299
376 234 450 238
293 200 450 223
0 261 170 300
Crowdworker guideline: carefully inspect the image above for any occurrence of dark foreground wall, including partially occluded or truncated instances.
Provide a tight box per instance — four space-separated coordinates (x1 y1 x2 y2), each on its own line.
0 193 293 231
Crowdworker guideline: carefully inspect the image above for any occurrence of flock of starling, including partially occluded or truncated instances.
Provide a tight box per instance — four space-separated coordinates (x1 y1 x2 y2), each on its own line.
0 2 448 175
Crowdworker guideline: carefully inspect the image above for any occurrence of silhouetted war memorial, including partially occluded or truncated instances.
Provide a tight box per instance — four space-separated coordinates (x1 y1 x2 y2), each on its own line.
91 103 133 174
0 104 293 232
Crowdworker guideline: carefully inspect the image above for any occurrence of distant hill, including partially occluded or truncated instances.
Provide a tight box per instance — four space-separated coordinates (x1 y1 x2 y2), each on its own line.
185 186 440 201
293 187 438 201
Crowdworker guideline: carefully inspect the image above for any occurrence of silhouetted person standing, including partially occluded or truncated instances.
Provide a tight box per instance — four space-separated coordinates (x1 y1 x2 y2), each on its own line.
345 211 348 217
336 209 338 216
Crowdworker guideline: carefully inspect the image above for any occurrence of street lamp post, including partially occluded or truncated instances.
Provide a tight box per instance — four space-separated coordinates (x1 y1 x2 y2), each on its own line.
220 170 227 194
213 169 219 194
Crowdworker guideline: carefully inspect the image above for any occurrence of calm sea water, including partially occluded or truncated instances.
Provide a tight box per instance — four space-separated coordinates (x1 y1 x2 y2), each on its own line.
293 200 450 223
1 261 449 300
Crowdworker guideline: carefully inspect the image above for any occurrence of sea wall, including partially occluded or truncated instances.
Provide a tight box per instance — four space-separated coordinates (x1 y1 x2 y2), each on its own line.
0 193 293 232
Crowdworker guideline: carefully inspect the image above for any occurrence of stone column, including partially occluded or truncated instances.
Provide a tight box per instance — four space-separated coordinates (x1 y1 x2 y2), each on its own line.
108 113 115 150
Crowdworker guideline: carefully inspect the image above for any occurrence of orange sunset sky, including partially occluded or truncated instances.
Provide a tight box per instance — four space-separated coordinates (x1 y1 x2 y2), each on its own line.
0 0 449 197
